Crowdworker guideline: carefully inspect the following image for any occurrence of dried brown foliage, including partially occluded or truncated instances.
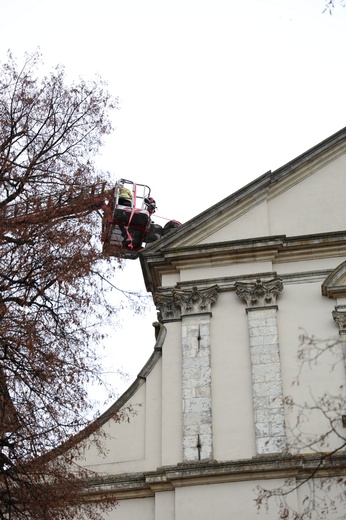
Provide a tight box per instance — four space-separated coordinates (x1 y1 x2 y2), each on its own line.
0 50 121 518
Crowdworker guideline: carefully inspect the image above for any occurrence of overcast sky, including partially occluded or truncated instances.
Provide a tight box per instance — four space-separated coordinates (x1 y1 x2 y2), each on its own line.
2 0 346 407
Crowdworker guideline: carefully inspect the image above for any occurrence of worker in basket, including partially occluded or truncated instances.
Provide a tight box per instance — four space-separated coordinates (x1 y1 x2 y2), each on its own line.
118 186 133 207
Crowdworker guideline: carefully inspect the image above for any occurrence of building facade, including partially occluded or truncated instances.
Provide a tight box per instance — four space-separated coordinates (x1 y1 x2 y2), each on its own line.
81 128 346 518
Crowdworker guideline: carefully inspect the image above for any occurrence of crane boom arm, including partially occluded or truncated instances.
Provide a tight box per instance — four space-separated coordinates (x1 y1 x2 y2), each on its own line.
1 183 113 226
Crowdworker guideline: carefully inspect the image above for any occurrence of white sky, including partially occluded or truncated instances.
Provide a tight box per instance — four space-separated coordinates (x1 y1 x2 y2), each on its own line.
2 0 346 408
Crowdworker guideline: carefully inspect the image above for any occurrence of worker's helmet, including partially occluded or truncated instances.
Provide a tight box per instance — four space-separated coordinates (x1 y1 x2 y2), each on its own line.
145 196 156 213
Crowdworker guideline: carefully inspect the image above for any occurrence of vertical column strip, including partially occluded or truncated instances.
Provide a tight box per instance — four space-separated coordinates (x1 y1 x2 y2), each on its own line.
182 314 213 461
236 278 286 454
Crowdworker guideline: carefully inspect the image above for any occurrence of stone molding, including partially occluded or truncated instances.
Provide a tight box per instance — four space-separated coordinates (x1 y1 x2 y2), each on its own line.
322 260 346 299
155 285 220 322
235 277 283 308
142 232 346 293
86 453 346 500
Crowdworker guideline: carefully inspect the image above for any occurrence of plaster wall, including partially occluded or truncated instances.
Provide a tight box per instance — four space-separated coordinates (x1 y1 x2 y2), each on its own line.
145 356 163 468
84 358 163 474
268 154 346 236
162 273 180 286
274 256 343 274
276 279 344 452
102 497 155 520
155 491 175 520
180 261 273 282
210 291 256 460
101 479 299 520
83 384 146 473
160 321 183 466
198 153 346 247
199 200 269 244
174 480 296 520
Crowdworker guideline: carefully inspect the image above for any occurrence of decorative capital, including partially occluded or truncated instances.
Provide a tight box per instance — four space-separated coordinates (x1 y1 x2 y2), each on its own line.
154 293 181 322
154 285 220 321
173 285 220 316
332 305 346 334
235 277 283 308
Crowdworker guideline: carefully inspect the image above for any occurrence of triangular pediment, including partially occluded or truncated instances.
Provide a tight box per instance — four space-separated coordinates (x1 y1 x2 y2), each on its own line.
143 126 346 254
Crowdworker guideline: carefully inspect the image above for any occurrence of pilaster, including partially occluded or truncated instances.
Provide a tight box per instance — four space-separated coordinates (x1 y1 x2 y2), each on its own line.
235 277 286 454
155 285 219 462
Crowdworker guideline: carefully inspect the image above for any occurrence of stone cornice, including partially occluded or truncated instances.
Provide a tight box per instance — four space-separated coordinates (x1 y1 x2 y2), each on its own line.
86 453 346 500
164 233 346 265
268 132 346 198
141 232 346 293
160 270 330 293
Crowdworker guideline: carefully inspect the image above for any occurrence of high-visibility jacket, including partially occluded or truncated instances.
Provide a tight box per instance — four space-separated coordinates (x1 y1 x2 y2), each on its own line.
119 187 132 202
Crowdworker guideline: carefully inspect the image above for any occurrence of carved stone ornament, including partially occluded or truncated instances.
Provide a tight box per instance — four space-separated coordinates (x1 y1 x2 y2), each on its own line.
154 293 180 322
154 285 220 321
332 305 346 333
173 285 220 315
235 277 283 308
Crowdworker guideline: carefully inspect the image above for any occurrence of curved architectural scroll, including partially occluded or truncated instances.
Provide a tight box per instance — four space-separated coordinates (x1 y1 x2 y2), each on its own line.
322 260 346 299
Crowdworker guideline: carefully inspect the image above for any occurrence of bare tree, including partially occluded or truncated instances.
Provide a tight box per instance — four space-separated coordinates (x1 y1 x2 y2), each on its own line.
323 0 346 13
0 50 128 518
